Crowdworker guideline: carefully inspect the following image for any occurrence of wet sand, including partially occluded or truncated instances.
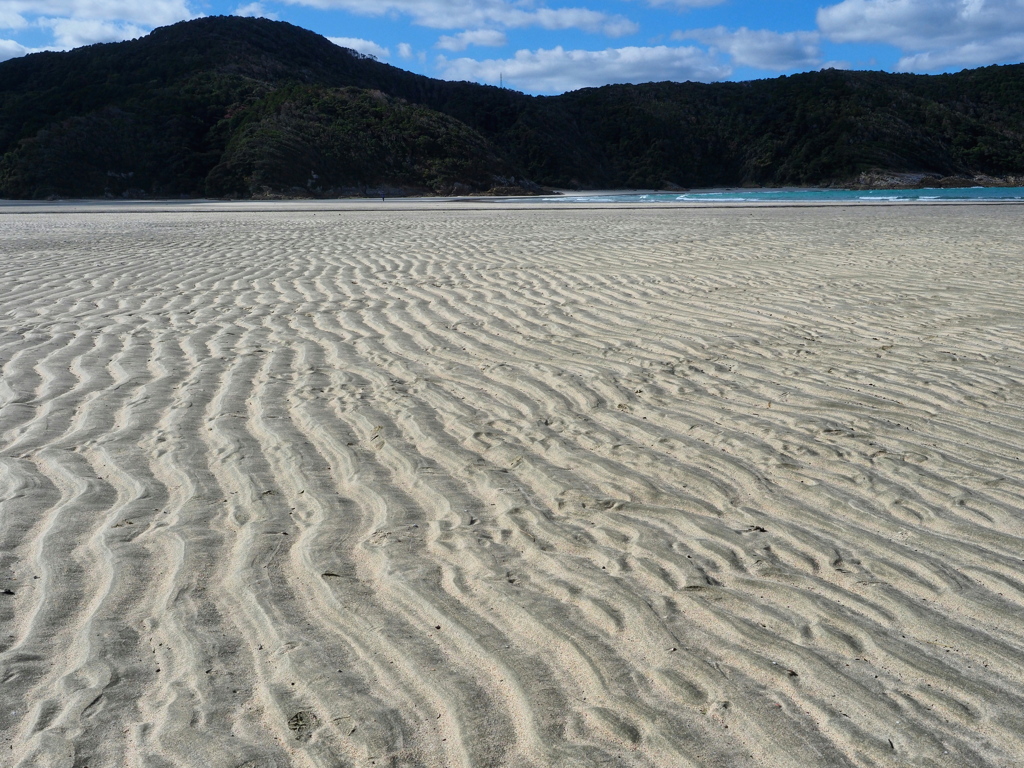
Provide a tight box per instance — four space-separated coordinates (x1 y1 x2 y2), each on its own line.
1 201 1023 767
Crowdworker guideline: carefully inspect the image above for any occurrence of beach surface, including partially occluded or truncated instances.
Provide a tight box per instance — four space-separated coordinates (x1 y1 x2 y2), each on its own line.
1 200 1023 767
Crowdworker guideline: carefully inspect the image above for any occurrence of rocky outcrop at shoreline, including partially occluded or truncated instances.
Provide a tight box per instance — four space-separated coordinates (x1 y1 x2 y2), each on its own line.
847 171 1024 190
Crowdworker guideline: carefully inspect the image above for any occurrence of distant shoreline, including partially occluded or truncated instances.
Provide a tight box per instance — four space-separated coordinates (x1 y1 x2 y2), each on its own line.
6 181 1024 208
3 195 1024 219
2 182 1024 214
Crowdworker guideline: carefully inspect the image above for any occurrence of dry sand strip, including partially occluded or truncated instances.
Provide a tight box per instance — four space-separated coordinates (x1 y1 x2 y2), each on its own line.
1 202 1023 768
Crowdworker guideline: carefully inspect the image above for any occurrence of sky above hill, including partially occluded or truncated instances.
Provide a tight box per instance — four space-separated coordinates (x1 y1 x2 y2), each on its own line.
1 0 1022 93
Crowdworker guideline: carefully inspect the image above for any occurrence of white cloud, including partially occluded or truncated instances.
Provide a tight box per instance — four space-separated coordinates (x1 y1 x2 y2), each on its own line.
436 28 506 51
674 26 821 70
280 0 638 35
0 37 30 60
0 1 194 28
328 35 390 58
233 2 278 19
38 17 147 47
817 0 1024 70
0 1 196 51
438 44 730 93
397 41 413 58
897 34 1024 69
529 7 638 36
0 9 28 29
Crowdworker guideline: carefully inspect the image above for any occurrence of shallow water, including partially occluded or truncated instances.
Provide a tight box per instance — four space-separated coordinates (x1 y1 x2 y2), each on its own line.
543 186 1024 204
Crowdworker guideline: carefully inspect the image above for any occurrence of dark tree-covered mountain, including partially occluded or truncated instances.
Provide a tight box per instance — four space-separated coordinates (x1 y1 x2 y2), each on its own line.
0 15 1022 198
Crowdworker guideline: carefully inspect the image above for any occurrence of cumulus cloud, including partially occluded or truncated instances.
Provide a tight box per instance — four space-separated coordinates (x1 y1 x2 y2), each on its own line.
674 26 821 70
438 44 730 93
280 0 638 36
817 0 1024 70
436 28 507 51
38 17 147 47
525 7 637 37
397 41 414 58
0 1 196 51
328 35 390 58
233 2 278 18
0 9 28 29
1 1 194 28
897 34 1024 69
0 37 30 60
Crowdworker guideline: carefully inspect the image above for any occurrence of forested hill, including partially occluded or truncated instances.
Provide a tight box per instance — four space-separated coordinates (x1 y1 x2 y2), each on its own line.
1 15 1022 198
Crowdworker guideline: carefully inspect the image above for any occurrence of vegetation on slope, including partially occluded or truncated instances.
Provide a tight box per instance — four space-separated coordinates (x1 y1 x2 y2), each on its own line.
205 85 516 197
0 16 1022 198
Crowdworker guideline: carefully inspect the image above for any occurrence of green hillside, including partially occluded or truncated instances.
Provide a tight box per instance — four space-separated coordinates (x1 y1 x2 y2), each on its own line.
1 15 1022 198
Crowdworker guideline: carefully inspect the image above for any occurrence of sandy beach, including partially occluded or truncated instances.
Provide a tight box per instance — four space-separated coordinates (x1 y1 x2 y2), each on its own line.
1 200 1023 767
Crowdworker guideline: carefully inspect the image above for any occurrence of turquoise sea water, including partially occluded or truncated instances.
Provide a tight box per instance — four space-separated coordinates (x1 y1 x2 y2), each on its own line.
541 187 1024 204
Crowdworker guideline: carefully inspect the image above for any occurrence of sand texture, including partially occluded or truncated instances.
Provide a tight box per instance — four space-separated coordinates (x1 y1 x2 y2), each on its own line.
1 201 1023 767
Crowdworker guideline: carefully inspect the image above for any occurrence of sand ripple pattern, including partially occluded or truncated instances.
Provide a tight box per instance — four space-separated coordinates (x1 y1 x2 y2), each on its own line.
1 204 1023 767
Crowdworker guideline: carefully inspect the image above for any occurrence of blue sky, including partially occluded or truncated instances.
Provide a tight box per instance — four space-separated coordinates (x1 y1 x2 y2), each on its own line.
1 0 1022 93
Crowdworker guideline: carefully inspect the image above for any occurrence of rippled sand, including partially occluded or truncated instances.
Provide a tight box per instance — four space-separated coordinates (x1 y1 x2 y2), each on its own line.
2 200 1023 767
